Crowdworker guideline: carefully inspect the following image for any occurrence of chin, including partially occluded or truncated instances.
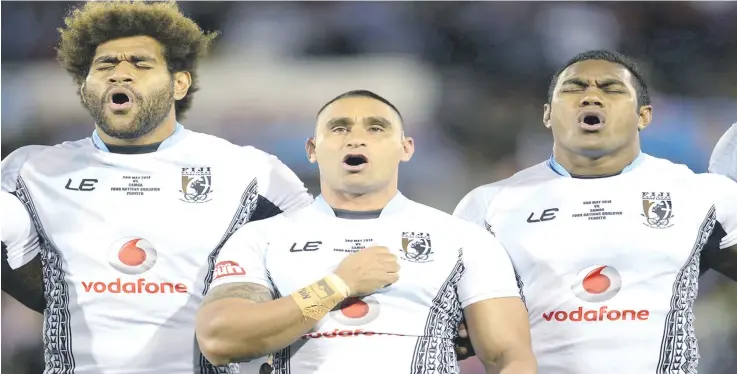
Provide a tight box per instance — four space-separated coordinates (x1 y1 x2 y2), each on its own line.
339 180 376 195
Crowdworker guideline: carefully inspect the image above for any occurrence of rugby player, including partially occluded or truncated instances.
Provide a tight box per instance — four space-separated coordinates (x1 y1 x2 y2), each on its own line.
709 123 737 182
1 2 312 373
195 90 537 374
453 50 737 373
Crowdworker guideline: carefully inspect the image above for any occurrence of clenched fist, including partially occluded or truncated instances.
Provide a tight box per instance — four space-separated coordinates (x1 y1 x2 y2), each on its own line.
334 246 400 297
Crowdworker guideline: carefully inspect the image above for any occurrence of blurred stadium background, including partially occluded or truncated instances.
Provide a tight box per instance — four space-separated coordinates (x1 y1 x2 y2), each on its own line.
2 1 736 373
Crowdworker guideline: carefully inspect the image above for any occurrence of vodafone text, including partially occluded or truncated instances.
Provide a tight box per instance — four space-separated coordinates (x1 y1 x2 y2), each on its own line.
82 278 188 294
543 306 650 322
302 329 408 339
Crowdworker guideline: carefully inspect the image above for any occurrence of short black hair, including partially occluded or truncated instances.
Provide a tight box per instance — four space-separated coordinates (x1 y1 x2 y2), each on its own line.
317 89 403 122
547 50 651 107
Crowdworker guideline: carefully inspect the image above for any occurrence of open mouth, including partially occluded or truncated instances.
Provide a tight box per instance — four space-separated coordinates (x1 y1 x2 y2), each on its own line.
343 154 368 170
112 93 130 105
577 111 606 129
107 88 134 111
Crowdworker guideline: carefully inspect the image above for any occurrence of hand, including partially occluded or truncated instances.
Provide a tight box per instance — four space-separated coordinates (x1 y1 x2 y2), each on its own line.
334 246 400 297
454 322 476 360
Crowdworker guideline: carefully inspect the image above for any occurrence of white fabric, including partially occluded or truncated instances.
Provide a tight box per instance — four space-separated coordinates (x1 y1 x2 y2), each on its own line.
210 192 520 374
454 154 737 374
1 128 312 374
709 122 737 182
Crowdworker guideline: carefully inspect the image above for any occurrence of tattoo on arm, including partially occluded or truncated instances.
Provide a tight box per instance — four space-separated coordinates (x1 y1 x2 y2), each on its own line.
203 282 274 306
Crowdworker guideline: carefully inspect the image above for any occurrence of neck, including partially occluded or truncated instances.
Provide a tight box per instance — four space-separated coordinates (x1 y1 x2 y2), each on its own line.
320 182 398 211
553 142 641 177
96 110 177 147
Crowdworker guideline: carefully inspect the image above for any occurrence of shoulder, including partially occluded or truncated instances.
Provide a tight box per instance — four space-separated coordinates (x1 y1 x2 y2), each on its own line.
640 154 695 177
410 200 494 238
2 140 94 190
456 162 552 213
187 131 288 171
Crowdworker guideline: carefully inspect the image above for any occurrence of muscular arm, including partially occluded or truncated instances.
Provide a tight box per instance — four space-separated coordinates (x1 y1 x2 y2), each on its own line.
196 280 344 366
464 297 537 374
2 243 44 313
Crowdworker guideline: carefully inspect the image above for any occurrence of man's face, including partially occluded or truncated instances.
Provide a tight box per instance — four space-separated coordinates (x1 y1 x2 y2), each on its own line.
82 35 176 140
307 97 414 195
544 60 652 158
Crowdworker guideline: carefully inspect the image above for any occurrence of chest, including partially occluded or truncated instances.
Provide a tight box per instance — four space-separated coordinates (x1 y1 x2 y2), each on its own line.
264 223 464 304
18 155 259 280
489 183 716 276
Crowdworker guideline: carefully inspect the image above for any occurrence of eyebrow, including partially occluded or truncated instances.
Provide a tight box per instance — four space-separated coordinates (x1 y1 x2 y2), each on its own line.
325 117 354 128
92 55 157 64
325 116 394 128
364 116 392 127
560 78 627 89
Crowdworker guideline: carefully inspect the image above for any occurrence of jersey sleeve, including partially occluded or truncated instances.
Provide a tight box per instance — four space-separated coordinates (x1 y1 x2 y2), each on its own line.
453 187 491 228
710 174 737 249
250 148 313 221
456 225 521 308
709 123 737 182
453 185 499 233
208 220 274 292
1 146 44 269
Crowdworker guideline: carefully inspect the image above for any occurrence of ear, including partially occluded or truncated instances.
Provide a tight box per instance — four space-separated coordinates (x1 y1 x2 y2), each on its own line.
80 82 87 104
637 105 653 131
400 136 415 163
543 103 552 129
305 137 317 163
172 71 192 101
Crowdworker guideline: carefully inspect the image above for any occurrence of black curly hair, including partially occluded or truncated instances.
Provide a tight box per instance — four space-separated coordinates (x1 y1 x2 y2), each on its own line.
57 0 218 119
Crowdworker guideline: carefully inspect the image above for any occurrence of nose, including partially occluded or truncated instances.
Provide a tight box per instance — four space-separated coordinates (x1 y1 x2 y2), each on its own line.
345 130 367 148
107 65 135 85
345 138 367 148
579 95 604 108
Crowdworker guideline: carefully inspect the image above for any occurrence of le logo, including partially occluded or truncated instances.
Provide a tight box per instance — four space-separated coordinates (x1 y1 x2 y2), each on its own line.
289 241 322 252
65 178 98 192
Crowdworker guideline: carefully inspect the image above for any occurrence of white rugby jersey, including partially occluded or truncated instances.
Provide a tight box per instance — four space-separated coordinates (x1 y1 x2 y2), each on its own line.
0 124 312 374
208 192 521 374
454 153 737 374
709 122 737 181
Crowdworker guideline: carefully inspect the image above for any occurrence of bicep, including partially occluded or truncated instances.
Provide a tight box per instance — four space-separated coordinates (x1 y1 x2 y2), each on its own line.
463 297 531 365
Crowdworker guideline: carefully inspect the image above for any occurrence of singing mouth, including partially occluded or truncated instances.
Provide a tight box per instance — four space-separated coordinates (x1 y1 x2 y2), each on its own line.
343 154 368 166
106 87 135 112
578 110 606 126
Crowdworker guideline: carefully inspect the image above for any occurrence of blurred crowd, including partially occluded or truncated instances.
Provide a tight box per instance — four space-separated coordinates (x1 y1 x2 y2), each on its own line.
2 2 736 373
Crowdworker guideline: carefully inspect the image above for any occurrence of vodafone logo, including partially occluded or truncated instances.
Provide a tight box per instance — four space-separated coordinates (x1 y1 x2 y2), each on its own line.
107 237 158 275
544 265 648 323
329 296 381 326
81 237 188 294
571 265 622 303
213 261 246 280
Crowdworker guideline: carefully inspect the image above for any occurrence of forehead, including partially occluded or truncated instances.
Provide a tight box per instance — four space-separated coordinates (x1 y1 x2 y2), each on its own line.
317 97 401 126
93 35 164 60
557 60 634 87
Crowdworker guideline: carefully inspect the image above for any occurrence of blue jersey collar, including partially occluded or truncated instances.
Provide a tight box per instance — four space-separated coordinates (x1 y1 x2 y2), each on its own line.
548 152 644 177
92 122 184 152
